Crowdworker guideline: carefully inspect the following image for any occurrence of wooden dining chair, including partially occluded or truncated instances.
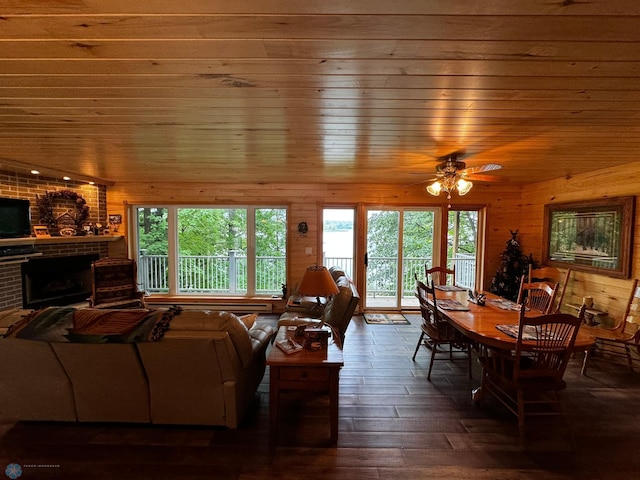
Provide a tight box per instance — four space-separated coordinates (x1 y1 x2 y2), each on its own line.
517 277 559 315
581 278 640 375
411 275 472 381
529 265 571 313
476 304 584 435
425 265 456 286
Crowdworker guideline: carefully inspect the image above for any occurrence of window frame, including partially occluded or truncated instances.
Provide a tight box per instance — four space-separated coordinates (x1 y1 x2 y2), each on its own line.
129 204 288 298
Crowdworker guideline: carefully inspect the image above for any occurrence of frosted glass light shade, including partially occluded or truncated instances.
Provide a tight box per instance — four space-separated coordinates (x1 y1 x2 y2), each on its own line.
456 178 473 195
426 181 442 196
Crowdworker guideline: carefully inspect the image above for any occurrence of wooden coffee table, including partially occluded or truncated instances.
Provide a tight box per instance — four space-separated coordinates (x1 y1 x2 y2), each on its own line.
267 326 344 446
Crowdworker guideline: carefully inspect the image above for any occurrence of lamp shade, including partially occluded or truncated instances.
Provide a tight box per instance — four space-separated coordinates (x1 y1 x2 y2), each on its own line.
456 178 473 195
426 181 442 196
297 265 339 297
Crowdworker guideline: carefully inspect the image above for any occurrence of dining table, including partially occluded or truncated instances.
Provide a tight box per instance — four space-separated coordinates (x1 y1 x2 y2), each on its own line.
431 287 596 352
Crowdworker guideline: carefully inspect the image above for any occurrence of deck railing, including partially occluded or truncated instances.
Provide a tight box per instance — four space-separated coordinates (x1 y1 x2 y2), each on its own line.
139 252 475 296
138 251 285 295
325 255 475 294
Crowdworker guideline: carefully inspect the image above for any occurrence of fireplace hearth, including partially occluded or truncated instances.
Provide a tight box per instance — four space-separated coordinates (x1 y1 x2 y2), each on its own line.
21 254 100 309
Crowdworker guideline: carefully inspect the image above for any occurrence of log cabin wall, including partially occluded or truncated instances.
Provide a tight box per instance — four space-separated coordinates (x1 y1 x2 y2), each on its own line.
518 161 640 326
107 182 523 301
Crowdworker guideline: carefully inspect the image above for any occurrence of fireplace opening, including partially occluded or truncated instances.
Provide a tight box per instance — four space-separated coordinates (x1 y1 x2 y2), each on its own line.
21 254 100 309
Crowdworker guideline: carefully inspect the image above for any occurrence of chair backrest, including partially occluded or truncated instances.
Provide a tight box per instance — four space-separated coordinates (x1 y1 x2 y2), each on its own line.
618 278 640 334
415 275 449 334
517 278 559 315
529 265 571 313
425 265 456 286
514 304 583 381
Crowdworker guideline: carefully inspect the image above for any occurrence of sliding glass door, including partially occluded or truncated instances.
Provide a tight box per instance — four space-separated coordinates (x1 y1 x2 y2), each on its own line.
364 208 441 310
322 208 355 280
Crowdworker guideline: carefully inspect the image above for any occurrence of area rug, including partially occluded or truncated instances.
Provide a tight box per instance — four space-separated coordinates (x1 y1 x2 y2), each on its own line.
363 313 410 325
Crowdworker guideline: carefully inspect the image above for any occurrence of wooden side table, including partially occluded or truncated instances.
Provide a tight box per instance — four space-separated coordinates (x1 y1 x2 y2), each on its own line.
267 326 343 446
565 303 608 326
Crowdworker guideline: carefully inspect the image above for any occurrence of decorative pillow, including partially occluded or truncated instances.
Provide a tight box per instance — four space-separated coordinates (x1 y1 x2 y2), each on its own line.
239 313 258 330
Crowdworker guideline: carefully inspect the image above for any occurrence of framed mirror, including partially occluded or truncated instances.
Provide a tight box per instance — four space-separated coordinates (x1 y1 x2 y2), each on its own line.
542 196 635 278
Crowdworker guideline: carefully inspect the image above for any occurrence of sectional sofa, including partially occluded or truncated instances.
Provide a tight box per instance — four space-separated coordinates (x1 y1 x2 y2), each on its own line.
0 306 274 428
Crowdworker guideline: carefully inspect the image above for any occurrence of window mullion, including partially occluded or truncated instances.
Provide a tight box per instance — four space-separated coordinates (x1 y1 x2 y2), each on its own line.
247 207 256 296
167 206 179 296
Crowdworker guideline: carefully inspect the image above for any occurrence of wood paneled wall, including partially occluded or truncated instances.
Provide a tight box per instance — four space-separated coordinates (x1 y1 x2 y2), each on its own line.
519 161 640 325
107 182 522 297
108 162 640 323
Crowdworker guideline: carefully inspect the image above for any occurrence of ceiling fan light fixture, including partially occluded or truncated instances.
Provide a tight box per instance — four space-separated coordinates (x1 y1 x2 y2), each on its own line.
426 181 442 196
456 178 473 195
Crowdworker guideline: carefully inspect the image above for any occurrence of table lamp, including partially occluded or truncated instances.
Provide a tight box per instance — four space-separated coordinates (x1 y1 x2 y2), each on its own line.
296 264 340 329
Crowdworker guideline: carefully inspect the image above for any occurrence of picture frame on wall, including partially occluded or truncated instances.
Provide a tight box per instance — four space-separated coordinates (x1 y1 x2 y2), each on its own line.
33 225 51 238
542 196 635 279
108 214 122 232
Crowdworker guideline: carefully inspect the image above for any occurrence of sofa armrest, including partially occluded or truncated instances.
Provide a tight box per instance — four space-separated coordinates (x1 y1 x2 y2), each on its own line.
248 324 274 355
284 296 325 317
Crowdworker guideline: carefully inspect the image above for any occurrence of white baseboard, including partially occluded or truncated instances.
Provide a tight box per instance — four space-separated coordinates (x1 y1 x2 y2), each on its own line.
147 302 273 313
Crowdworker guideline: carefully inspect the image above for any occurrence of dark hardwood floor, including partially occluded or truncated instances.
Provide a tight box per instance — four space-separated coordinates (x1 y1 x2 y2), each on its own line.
1 313 639 479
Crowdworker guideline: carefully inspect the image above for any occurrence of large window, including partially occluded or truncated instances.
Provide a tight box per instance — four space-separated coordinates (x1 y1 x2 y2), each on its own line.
134 206 287 297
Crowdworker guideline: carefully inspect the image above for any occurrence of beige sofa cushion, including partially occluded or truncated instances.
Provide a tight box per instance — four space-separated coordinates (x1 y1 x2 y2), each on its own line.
0 338 77 421
51 343 150 423
166 310 253 368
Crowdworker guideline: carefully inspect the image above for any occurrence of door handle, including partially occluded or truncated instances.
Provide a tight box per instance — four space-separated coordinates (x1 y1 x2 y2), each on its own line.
364 252 368 267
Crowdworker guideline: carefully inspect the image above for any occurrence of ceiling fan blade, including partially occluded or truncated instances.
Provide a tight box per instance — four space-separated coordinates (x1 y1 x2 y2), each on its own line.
400 176 440 188
401 179 430 188
466 174 506 183
461 163 502 175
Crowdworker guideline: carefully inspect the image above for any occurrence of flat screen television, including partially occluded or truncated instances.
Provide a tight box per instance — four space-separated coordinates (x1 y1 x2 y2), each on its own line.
0 197 32 238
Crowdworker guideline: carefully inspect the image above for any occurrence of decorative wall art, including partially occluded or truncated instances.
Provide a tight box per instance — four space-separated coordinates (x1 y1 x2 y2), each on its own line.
108 214 122 232
542 196 635 278
36 189 90 236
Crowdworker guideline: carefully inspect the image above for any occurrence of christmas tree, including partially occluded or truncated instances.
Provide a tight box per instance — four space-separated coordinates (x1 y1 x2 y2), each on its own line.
489 230 532 301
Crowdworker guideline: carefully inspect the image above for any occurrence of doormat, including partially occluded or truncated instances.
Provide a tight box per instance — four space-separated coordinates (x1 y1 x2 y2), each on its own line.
363 313 410 325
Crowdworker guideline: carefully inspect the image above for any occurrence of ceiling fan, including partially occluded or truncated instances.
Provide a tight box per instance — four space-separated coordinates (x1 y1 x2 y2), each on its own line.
409 151 502 204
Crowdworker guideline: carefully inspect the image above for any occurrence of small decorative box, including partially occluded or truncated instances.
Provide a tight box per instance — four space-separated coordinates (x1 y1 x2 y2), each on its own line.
304 327 330 349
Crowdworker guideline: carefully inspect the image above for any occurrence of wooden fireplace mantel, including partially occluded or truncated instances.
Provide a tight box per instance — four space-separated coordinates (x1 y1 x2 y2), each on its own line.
0 234 124 247
0 235 125 264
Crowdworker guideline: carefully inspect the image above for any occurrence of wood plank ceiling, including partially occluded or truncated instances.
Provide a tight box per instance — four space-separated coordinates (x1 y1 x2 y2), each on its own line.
1 1 639 186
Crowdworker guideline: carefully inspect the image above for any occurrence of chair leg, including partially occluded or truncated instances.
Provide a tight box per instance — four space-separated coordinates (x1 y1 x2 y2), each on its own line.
467 343 473 379
472 367 488 405
581 348 590 376
427 340 438 381
412 331 425 361
625 344 634 372
517 389 526 435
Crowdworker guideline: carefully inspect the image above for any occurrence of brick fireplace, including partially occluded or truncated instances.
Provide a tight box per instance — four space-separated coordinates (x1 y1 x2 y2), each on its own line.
21 253 100 309
0 169 113 310
1 241 111 310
